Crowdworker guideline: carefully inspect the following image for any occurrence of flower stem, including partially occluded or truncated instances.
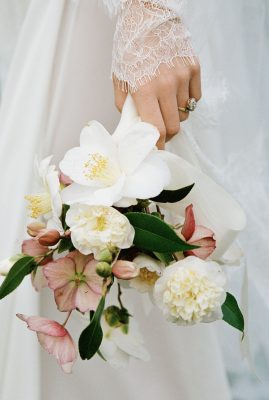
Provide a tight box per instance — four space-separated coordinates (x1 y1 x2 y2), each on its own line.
117 283 124 309
62 311 72 327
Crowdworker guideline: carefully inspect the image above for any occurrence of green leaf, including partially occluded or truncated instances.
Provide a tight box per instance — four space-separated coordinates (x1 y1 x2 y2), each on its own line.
222 292 244 333
126 212 197 253
153 252 174 266
79 296 105 360
151 184 195 204
58 237 75 254
0 256 36 300
61 204 70 230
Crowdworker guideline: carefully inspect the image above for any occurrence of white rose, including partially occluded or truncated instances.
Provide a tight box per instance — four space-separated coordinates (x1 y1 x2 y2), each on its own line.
154 256 227 325
66 204 135 256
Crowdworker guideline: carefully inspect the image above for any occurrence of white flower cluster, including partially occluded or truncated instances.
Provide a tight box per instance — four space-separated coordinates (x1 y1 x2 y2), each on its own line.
154 257 226 325
66 204 135 257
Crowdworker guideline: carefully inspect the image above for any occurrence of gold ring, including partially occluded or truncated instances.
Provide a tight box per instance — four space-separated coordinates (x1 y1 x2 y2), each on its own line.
178 107 188 113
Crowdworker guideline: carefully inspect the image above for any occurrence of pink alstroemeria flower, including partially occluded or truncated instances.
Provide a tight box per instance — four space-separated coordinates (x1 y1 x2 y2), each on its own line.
17 314 77 373
181 204 216 260
44 251 103 312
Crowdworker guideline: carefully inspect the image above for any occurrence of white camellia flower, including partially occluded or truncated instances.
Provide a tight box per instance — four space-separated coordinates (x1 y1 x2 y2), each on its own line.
66 204 135 256
154 256 227 325
100 317 150 368
25 156 62 220
129 255 164 293
59 96 170 207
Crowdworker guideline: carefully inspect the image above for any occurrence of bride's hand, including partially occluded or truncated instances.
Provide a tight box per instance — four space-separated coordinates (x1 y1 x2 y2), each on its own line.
114 58 201 149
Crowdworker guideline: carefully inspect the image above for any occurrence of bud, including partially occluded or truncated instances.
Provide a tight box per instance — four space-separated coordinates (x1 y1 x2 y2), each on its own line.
104 306 129 328
96 262 112 278
27 222 46 237
96 249 113 263
37 230 61 246
112 260 139 280
59 172 73 186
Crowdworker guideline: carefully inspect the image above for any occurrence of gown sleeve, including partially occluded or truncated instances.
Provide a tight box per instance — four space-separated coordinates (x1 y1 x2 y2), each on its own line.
103 0 196 92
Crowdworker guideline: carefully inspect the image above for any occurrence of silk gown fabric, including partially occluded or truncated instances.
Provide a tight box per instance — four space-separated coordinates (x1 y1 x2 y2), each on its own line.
2 0 264 398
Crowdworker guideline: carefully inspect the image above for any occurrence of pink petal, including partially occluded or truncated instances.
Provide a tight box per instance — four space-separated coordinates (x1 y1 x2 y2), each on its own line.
112 260 139 279
59 173 73 186
68 251 93 274
54 282 77 312
189 225 215 242
75 282 101 312
22 239 48 257
37 330 77 373
181 204 195 241
83 259 103 294
31 267 48 291
16 314 66 337
44 257 76 290
185 238 216 260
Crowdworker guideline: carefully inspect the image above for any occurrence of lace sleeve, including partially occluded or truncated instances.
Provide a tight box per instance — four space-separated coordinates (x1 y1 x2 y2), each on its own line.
104 0 196 92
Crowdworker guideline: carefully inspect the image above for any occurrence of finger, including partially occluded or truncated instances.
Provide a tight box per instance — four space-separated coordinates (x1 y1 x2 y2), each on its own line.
113 79 128 112
177 79 190 122
132 91 166 149
158 94 180 142
189 61 202 101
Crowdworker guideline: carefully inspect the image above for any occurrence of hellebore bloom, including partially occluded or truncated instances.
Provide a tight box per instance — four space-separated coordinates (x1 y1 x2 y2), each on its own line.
17 314 77 373
181 204 216 260
44 251 103 312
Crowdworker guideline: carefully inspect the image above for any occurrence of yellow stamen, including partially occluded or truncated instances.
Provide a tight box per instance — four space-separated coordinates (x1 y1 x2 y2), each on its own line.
139 268 159 286
25 192 51 219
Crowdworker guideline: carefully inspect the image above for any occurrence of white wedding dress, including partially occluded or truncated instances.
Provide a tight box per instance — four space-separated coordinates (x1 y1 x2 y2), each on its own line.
0 1 268 399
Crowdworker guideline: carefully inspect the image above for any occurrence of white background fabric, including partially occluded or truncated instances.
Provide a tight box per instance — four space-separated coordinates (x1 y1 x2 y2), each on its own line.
0 1 268 399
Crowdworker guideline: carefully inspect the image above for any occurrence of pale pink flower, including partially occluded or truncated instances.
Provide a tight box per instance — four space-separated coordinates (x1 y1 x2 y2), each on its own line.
31 266 48 291
112 260 139 280
44 251 103 312
181 204 216 260
17 314 77 373
22 239 48 257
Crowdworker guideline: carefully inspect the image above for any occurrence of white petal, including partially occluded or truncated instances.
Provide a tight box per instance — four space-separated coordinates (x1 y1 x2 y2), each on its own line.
80 121 117 157
118 122 160 175
114 197 138 208
112 95 140 143
59 147 100 187
93 174 126 206
122 152 170 199
61 183 95 205
112 326 150 361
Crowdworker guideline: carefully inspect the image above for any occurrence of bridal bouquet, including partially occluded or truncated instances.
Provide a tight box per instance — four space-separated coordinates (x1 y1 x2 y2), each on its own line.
0 97 245 373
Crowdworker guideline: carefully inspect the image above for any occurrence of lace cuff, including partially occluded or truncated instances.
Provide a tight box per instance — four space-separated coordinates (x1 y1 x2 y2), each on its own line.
109 0 196 92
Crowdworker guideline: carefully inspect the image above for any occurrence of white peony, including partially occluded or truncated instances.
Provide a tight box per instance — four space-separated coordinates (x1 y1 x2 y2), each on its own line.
100 317 150 368
154 256 227 325
66 204 135 256
59 96 170 207
25 156 62 220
